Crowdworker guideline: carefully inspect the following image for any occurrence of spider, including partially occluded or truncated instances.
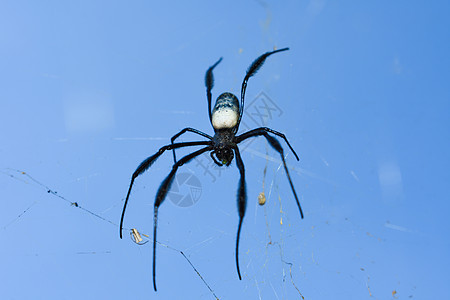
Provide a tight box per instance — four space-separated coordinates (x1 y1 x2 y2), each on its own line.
119 47 304 291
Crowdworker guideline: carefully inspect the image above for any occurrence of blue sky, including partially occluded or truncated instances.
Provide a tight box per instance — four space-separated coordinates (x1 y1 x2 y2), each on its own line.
1 1 449 299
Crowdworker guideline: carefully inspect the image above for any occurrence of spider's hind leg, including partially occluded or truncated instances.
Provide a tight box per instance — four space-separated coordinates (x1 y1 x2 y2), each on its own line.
233 146 247 280
262 133 304 218
235 129 304 218
236 127 299 161
152 146 213 291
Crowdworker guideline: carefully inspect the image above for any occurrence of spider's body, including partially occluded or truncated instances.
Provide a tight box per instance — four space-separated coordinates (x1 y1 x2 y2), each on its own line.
212 129 235 166
120 48 304 291
211 92 240 130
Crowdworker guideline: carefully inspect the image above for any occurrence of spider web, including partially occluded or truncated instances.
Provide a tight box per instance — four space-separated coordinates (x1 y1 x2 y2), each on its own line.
0 92 413 299
233 143 306 299
160 133 308 299
0 140 411 299
1 167 220 299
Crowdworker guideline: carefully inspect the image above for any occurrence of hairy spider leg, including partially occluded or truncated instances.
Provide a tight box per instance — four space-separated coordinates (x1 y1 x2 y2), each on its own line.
236 127 300 161
238 131 304 218
119 140 212 239
205 57 223 124
233 146 247 280
170 127 213 163
236 48 289 133
169 55 223 163
168 56 224 163
153 146 213 291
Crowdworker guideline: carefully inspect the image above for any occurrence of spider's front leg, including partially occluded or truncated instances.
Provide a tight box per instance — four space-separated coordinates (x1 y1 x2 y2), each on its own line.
210 151 222 166
235 48 289 133
119 140 211 239
170 127 213 163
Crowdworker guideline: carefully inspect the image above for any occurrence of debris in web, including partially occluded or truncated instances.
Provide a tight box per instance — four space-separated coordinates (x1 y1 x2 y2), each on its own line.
4 168 118 227
258 146 269 206
259 145 273 245
130 228 148 245
258 192 266 206
2 168 219 299
256 150 305 298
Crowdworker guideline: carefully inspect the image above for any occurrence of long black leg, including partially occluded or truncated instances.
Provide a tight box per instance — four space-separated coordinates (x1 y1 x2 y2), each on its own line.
205 57 223 124
235 48 289 133
170 127 213 163
243 132 304 218
235 127 299 161
119 140 212 239
153 146 213 291
233 146 247 280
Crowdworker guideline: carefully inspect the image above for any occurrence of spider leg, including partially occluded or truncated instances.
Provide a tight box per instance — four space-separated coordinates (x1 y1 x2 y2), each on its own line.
119 140 212 239
242 132 304 218
233 146 247 280
235 48 289 133
210 151 222 167
170 127 213 163
205 57 223 124
236 127 299 161
153 146 213 291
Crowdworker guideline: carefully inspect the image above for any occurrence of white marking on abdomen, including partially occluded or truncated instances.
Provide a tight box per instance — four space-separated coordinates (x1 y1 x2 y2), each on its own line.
212 108 239 129
211 93 239 129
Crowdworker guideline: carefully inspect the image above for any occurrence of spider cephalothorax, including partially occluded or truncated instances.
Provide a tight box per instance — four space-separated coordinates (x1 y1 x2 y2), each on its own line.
120 48 304 291
211 139 235 166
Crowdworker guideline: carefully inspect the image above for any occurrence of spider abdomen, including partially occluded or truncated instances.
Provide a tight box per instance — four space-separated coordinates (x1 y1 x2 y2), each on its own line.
211 92 239 130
